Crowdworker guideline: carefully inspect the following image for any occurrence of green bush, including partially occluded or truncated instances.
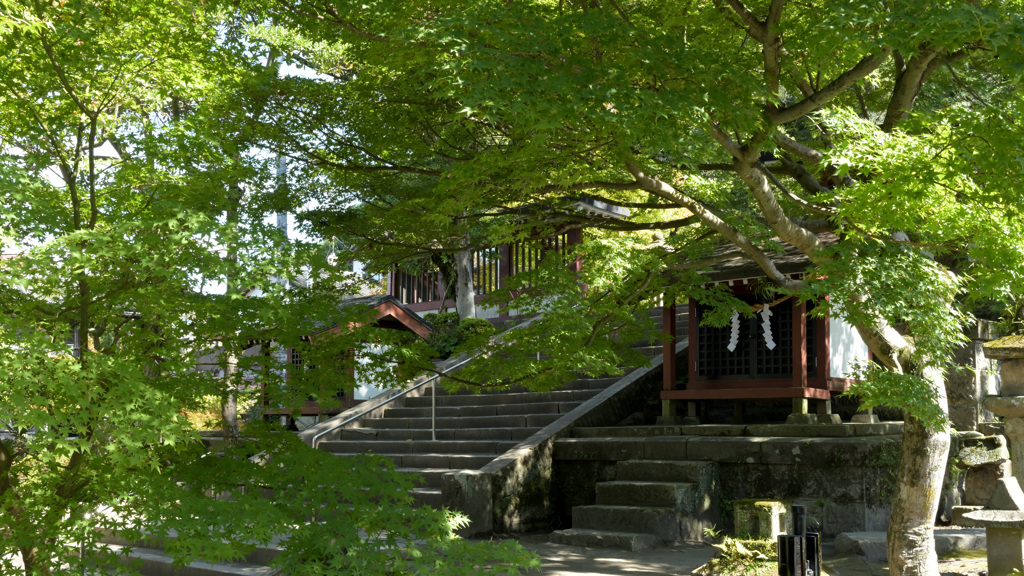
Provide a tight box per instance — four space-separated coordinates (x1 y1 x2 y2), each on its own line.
456 318 496 351
421 313 495 358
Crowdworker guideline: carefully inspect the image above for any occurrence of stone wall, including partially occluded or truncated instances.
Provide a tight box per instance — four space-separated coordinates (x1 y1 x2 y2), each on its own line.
552 434 902 538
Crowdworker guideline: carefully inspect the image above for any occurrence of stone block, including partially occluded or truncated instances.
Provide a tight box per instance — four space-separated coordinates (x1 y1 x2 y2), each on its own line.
958 435 1009 467
686 436 765 464
733 499 790 539
952 505 985 525
552 438 645 461
641 437 689 460
441 470 493 536
964 461 1012 506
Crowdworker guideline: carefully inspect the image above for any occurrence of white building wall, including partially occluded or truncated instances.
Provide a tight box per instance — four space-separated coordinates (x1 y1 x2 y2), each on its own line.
829 313 871 379
354 343 389 400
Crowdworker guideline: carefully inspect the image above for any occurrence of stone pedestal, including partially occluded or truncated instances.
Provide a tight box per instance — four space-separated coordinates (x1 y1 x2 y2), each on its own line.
962 478 1024 576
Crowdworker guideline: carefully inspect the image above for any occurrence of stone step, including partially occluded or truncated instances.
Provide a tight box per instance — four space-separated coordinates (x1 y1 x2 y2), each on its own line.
383 401 576 419
398 467 450 488
340 427 539 442
596 481 697 509
548 528 657 552
615 460 717 485
412 487 443 509
571 505 682 541
100 534 282 567
328 452 496 469
572 426 683 438
409 389 598 407
356 413 562 430
318 439 518 455
105 543 278 576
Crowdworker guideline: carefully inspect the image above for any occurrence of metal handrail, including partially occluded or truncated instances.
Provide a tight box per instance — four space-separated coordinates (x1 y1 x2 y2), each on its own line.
310 354 479 449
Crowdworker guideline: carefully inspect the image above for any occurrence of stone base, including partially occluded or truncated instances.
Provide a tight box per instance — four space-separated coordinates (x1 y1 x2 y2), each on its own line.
851 413 880 424
786 413 841 425
952 505 984 526
734 499 791 539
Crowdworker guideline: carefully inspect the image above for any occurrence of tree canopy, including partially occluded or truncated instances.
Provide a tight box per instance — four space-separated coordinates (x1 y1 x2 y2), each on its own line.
0 0 536 574
243 1 1024 574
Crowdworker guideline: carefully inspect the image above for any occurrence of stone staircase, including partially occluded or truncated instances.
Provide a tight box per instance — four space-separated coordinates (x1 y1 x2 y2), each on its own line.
314 306 686 510
550 458 719 551
316 366 656 508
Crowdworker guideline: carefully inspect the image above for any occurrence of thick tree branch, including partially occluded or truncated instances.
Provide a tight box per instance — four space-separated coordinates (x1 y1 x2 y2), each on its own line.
720 0 766 42
735 158 821 257
626 161 806 290
757 162 836 218
881 48 942 132
768 50 891 125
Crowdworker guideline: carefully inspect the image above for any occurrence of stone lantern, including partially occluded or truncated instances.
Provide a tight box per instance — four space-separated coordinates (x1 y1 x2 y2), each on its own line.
959 335 1024 576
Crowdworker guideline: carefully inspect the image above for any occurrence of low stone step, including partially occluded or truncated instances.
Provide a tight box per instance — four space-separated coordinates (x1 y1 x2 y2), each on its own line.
548 528 657 552
413 487 443 509
571 505 682 541
318 439 518 455
329 452 496 469
397 467 449 488
106 544 278 576
340 427 539 442
596 481 697 509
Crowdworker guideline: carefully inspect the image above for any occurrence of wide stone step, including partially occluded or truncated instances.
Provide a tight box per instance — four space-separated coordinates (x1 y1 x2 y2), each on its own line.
548 528 657 552
383 401 575 419
397 467 451 488
571 505 682 541
328 452 496 469
318 439 518 455
357 413 562 430
340 427 539 442
412 487 443 509
596 481 697 509
408 389 598 407
105 543 278 576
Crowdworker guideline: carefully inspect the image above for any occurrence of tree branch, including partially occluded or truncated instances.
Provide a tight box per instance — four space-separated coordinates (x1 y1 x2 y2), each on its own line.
768 49 891 125
626 161 806 290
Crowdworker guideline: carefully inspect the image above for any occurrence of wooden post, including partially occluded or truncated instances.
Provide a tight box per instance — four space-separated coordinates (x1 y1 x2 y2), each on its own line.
793 299 807 390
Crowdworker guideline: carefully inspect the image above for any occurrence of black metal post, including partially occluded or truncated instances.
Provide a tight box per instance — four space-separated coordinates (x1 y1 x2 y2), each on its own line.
778 505 821 576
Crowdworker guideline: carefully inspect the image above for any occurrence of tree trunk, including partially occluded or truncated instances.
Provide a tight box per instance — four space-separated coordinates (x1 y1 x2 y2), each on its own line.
887 368 950 576
454 248 476 319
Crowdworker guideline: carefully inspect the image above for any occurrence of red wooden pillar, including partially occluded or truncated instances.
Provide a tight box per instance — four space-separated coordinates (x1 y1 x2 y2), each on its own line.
792 300 807 390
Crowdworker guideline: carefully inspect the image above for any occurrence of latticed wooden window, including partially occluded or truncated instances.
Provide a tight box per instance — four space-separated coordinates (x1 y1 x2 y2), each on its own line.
696 297 794 380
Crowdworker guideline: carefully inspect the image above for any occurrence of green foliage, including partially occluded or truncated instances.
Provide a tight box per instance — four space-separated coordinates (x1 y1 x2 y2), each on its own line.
422 313 497 359
423 312 462 358
457 318 497 350
701 531 776 576
846 363 948 430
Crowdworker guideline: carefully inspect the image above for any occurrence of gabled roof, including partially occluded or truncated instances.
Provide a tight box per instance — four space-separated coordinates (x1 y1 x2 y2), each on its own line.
701 233 838 284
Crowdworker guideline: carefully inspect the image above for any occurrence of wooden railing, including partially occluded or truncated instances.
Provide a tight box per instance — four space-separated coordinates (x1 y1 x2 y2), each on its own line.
389 232 578 311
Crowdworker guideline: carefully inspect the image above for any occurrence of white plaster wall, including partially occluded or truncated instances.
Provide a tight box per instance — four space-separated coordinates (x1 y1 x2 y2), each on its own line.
354 343 389 400
830 313 870 379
